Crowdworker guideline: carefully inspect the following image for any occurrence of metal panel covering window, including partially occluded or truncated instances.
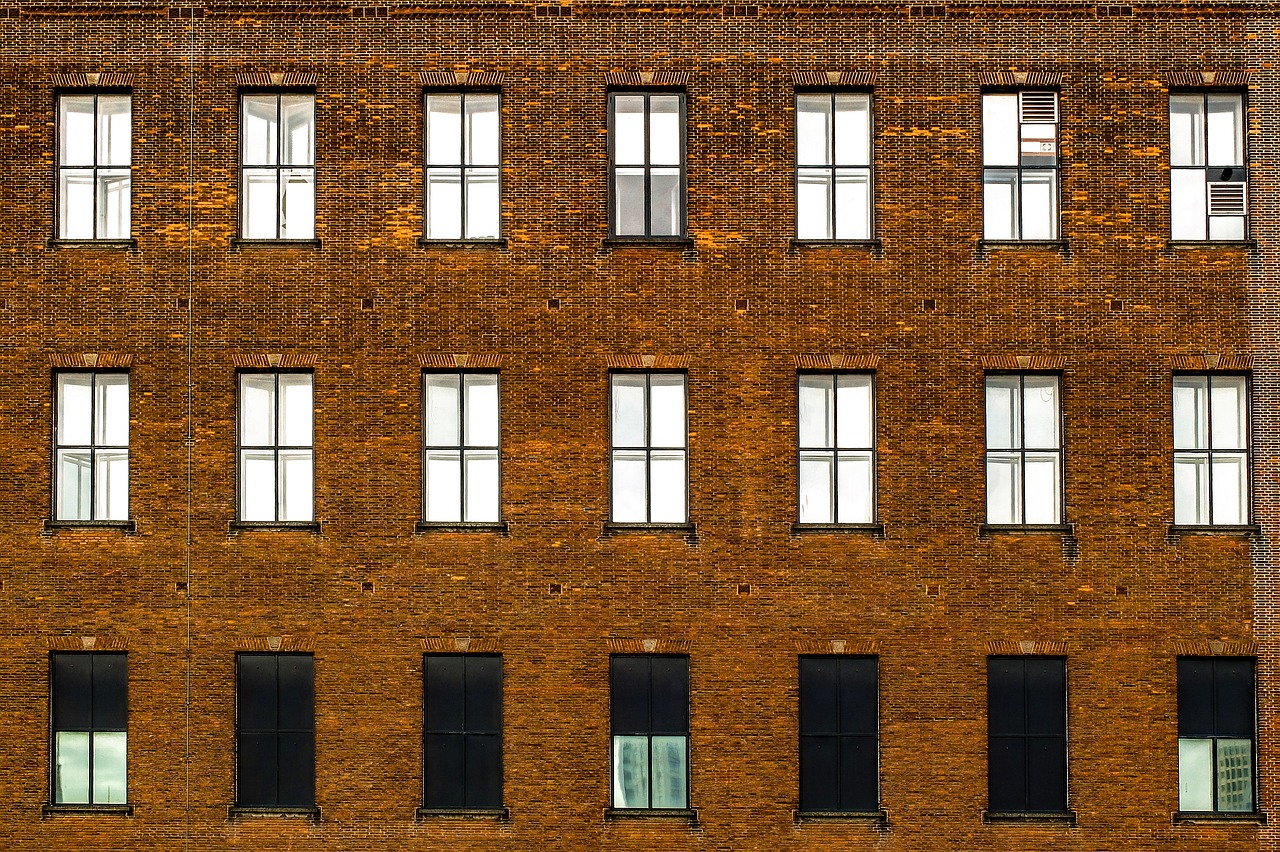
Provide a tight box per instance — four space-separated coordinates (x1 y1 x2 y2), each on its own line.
424 655 503 809
240 92 315 239
799 656 878 812
236 653 315 809
57 93 131 239
1178 657 1255 813
51 653 128 806
987 656 1068 814
55 372 129 522
609 92 686 238
610 655 689 809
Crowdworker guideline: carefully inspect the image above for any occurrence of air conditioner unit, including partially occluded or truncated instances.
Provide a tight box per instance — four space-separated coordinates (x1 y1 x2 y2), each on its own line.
1019 91 1058 124
1207 181 1247 217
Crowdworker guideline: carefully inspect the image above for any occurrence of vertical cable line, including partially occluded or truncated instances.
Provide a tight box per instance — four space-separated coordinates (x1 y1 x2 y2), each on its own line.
183 6 197 849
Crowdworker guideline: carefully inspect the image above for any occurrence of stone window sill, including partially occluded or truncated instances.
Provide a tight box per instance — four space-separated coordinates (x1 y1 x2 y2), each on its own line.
228 806 321 821
984 810 1076 825
47 238 137 250
979 239 1068 251
605 807 698 825
792 522 884 536
980 523 1073 536
43 803 133 816
1173 810 1266 824
43 519 136 535
789 238 882 250
603 237 694 248
230 238 322 249
602 522 697 541
417 238 508 249
416 807 509 821
794 808 887 825
416 521 510 535
1167 240 1255 250
1168 524 1259 536
228 521 322 534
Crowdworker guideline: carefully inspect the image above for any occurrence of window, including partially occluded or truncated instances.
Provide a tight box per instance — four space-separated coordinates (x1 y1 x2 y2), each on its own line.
1173 374 1249 525
609 92 686 238
1170 93 1246 240
798 373 875 524
610 373 687 524
57 93 131 240
795 92 872 240
988 656 1067 814
237 372 313 523
424 92 500 240
424 655 503 809
423 373 500 523
236 653 315 809
240 93 315 240
985 374 1062 525
51 653 127 806
799 656 878 812
55 372 129 522
1178 657 1255 813
611 655 689 809
982 91 1059 240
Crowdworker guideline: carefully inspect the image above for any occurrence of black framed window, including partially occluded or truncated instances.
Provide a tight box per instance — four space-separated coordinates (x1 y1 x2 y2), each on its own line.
797 373 875 524
610 655 689 809
54 371 129 522
1178 657 1255 813
608 91 686 238
51 653 127 805
424 655 503 809
987 656 1067 814
236 653 315 809
799 656 878 812
985 374 1062 525
982 91 1059 240
240 92 315 240
1170 92 1246 240
610 372 688 524
57 92 131 240
1173 374 1249 525
424 91 500 240
795 92 872 240
423 372 500 523
237 371 314 523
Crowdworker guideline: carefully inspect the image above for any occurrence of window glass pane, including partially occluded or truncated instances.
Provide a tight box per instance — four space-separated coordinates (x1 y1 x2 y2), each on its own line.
614 168 646 235
279 169 315 239
1019 170 1057 240
1024 659 1065 735
840 734 879 811
611 450 647 522
241 95 279 165
1019 122 1057 166
425 374 461 446
648 374 685 447
796 170 833 240
93 732 127 804
1211 453 1247 525
96 450 129 521
649 168 682 236
1170 169 1207 240
59 171 95 239
426 169 463 239
612 96 646 165
464 168 500 239
798 452 834 524
1208 214 1245 241
58 374 93 446
796 95 832 166
649 450 687 523
97 96 131 167
463 374 499 446
611 375 647 447
649 736 687 807
425 451 462 522
985 376 1020 449
982 95 1019 166
648 96 682 166
799 657 839 734
1217 739 1253 812
463 450 500 522
983 170 1018 240
798 376 834 448
279 96 314 166
55 732 91 804
986 454 1020 524
60 96 97 166
239 450 277 521
426 95 462 165
1173 375 1209 449
96 374 129 446
1022 376 1059 448
1173 454 1210 525
465 95 500 164
241 169 279 238
1170 95 1205 166
987 658 1024 735
612 735 650 807
240 374 276 446
1023 452 1060 524
277 374 313 446
836 451 874 524
278 450 313 522
1210 376 1247 449
833 169 871 240
1205 95 1243 166
98 171 131 239
833 94 870 166
836 375 873 448
57 450 93 521
1178 737 1213 810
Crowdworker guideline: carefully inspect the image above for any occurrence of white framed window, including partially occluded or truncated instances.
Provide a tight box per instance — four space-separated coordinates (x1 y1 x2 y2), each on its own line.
422 372 500 523
424 92 500 240
237 372 314 523
57 93 131 240
610 373 687 523
985 374 1062 525
240 93 315 240
1170 93 1246 241
55 372 129 522
609 92 686 238
796 92 872 240
982 91 1059 240
1173 374 1249 525
797 373 875 524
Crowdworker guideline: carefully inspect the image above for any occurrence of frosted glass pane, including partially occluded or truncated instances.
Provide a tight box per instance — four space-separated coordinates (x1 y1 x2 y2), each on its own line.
1169 96 1205 166
57 450 93 521
464 168 500 239
279 450 314 522
241 95 279 165
279 169 314 239
650 450 687 523
1179 738 1213 811
796 95 832 166
796 170 833 239
1209 215 1245 241
1171 170 1207 240
1217 739 1253 812
60 96 96 166
240 450 277 521
649 375 685 447
837 452 874 524
1020 170 1057 240
798 452 834 523
278 374 313 446
426 169 463 239
614 168 645 235
983 170 1017 239
649 168 682 236
833 94 870 165
425 450 462 522
99 171 131 239
986 454 1020 524
983 95 1019 166
58 374 93 445
613 96 646 165
96 450 129 521
798 376 834 448
93 732 127 804
464 375 499 446
650 736 688 808
985 376 1019 449
1022 376 1059 448
612 736 649 808
1174 455 1209 525
427 95 462 165
1023 452 1060 524
1206 95 1243 166
464 450 500 522
96 374 129 446
1210 376 1247 449
55 732 91 804
648 96 682 165
241 170 279 238
240 374 276 446
1212 454 1248 525
612 450 647 522
612 375 646 447
1173 376 1208 449
833 170 871 240
98 96 131 166
426 374 461 446
836 375 873 447
280 96 314 165
465 95 500 164
60 171 95 239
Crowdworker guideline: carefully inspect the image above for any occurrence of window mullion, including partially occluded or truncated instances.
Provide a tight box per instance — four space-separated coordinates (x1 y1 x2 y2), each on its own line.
643 95 652 237
458 95 469 238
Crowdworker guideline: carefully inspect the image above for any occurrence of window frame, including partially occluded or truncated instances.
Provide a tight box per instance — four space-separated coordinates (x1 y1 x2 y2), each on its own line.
54 89 133 242
1168 90 1248 242
235 370 316 526
793 89 875 242
797 655 880 814
48 652 129 809
237 89 317 241
51 369 130 524
983 372 1065 527
233 652 317 812
1172 372 1252 527
986 655 1070 817
607 90 689 240
421 370 502 526
1177 657 1258 815
608 370 690 525
609 654 691 811
422 653 505 812
795 371 877 526
421 88 503 242
980 89 1061 242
